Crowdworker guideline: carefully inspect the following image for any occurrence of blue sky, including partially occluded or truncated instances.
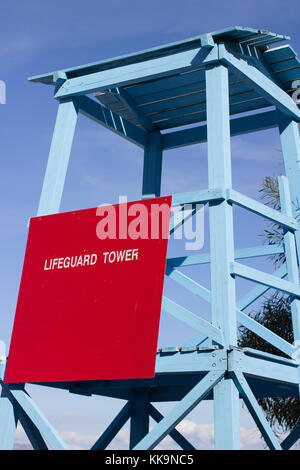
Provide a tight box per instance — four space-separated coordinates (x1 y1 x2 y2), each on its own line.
0 0 299 450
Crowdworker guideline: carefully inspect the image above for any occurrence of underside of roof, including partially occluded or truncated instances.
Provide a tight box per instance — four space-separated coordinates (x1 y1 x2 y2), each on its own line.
29 26 300 131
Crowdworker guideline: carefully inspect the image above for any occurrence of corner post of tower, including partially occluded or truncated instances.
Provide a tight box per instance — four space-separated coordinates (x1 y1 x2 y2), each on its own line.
142 131 163 199
205 62 240 449
37 97 78 216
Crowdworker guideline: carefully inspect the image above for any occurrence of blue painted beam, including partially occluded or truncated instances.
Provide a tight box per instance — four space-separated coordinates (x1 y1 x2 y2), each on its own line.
232 371 282 450
229 348 298 385
165 266 211 303
237 264 287 310
54 48 205 99
162 110 279 150
169 207 194 236
113 87 155 132
18 409 48 450
142 131 162 198
219 44 300 121
133 370 225 449
213 378 240 449
149 404 196 450
227 189 297 230
279 176 300 347
167 243 284 268
162 109 281 150
166 260 291 355
237 308 294 357
206 64 237 347
206 63 239 449
74 95 147 148
0 397 18 450
6 387 69 450
182 333 208 348
172 188 225 206
130 389 149 449
281 424 300 450
231 261 300 298
91 402 131 450
279 114 300 265
161 297 223 346
37 99 78 216
155 348 227 374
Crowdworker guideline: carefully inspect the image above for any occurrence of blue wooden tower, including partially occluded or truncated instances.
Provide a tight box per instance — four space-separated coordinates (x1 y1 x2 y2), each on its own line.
1 26 300 450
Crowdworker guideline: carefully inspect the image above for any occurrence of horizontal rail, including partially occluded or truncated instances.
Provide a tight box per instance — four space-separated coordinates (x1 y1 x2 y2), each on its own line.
172 188 225 206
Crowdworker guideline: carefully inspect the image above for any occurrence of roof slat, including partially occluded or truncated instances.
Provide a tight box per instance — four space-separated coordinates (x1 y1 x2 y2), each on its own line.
263 45 297 64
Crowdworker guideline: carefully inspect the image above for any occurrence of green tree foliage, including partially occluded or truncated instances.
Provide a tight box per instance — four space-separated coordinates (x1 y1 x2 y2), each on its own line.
238 175 300 434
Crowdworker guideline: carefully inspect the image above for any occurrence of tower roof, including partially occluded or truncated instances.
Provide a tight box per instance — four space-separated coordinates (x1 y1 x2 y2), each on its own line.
29 27 300 130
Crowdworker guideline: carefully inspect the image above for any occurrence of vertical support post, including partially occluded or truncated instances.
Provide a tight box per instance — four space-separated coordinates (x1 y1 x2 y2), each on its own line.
142 131 163 199
129 388 149 449
279 116 300 397
279 176 300 395
206 63 240 449
0 396 18 450
37 98 78 216
279 115 300 262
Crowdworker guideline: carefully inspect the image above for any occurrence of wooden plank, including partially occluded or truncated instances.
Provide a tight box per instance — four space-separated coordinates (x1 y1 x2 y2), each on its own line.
6 389 68 450
133 370 225 450
91 402 131 450
157 97 271 130
237 309 294 357
162 109 280 150
227 189 297 230
0 397 17 450
37 99 78 216
55 48 203 99
125 71 206 100
140 87 260 119
75 95 147 148
166 266 211 303
112 87 155 131
237 264 287 310
232 371 282 450
161 297 223 345
275 68 300 82
231 261 300 297
263 45 297 64
149 405 196 450
172 188 225 205
219 43 300 121
167 244 284 267
142 131 162 198
278 176 300 360
271 58 300 73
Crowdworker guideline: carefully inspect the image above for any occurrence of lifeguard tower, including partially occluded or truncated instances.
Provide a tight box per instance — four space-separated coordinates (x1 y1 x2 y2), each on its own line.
0 26 300 450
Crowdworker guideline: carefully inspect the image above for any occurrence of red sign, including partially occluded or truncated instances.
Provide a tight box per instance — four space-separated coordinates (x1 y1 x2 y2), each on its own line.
5 196 171 383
